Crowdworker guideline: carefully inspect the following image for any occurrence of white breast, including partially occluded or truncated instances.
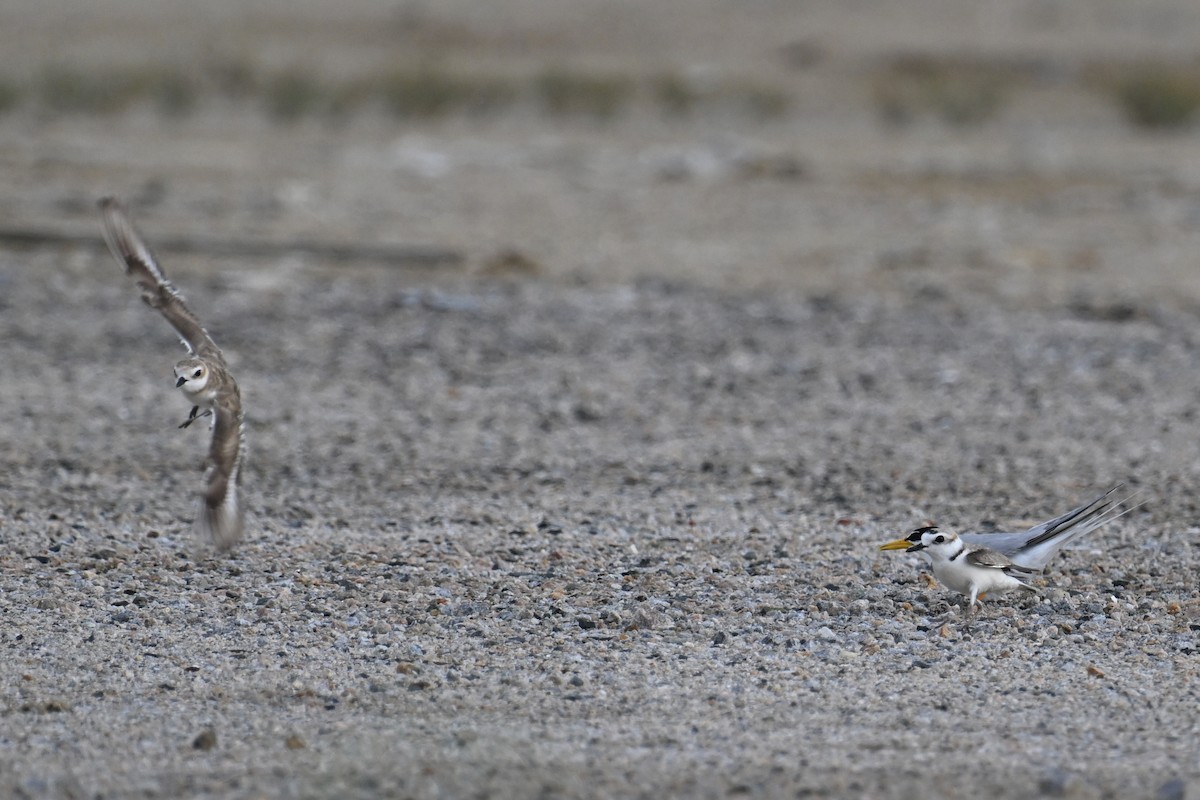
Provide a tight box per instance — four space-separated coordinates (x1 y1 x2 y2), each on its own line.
933 557 1024 596
179 382 217 407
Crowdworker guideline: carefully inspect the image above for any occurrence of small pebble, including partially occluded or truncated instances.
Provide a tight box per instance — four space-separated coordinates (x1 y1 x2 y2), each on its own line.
192 730 217 751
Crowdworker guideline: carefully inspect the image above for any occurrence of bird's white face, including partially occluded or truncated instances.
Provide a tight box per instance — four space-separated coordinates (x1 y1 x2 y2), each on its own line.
904 528 961 560
174 360 209 397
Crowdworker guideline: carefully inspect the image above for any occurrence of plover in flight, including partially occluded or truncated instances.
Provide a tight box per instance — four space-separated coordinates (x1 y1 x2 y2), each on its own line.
881 486 1134 612
99 197 245 550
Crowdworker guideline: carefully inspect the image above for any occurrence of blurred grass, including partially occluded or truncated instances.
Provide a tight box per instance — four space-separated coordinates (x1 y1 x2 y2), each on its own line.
1103 66 1200 129
651 73 701 117
870 55 1018 127
37 65 200 117
726 81 791 120
870 52 1200 133
263 69 326 121
30 55 1200 131
152 69 199 117
0 79 21 116
650 72 791 119
39 67 145 114
207 57 258 99
376 69 517 118
0 59 796 124
535 69 634 119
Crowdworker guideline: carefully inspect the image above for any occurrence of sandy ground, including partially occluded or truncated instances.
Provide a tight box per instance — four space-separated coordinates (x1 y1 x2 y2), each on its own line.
1 2 1200 798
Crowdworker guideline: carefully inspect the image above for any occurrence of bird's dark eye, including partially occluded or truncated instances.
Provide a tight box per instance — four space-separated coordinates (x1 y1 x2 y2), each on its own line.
193 369 202 378
934 535 944 543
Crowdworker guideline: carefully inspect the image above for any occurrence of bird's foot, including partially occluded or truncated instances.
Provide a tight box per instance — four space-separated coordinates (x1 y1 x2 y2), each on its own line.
179 408 211 429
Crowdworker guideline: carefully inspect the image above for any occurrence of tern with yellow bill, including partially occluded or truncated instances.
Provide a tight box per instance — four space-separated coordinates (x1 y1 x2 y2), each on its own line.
880 485 1135 612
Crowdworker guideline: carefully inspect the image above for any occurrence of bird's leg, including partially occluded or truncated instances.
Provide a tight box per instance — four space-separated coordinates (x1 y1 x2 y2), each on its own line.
179 406 199 429
965 587 980 618
179 407 211 429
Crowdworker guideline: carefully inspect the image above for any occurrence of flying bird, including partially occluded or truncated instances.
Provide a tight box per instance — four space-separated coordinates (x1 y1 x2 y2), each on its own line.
99 197 245 550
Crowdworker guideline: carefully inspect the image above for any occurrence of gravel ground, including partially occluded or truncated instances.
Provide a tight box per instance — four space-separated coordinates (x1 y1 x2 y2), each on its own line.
2 2 1200 797
1 255 1197 798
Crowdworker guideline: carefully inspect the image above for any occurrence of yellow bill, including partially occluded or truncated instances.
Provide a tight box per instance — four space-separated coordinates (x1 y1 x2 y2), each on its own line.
879 538 913 551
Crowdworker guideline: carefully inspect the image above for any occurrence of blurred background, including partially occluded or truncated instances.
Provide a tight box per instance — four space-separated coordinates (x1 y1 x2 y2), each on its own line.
3 0 1200 304
1 9 1197 796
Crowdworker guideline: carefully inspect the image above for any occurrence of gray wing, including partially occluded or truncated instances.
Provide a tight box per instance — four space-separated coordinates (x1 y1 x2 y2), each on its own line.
194 384 245 550
964 547 1015 569
1017 485 1124 549
960 485 1130 570
98 197 225 364
966 546 1041 581
959 531 1028 558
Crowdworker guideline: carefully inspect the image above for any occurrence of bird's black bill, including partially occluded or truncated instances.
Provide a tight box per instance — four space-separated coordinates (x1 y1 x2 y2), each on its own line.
176 376 187 387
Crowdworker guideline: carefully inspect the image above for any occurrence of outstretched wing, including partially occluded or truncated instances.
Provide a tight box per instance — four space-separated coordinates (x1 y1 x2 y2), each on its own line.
194 386 245 551
98 197 225 364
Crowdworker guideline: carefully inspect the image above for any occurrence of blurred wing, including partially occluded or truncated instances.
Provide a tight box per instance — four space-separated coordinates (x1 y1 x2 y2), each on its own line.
98 196 224 362
194 392 245 551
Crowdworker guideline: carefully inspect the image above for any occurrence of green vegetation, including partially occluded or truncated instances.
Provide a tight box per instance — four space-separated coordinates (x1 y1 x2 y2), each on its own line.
0 79 20 115
650 73 701 117
3 60 794 124
1109 67 1200 129
152 69 198 118
11 54 1200 135
535 69 634 119
262 70 325 122
649 72 791 120
207 58 258 99
0 58 796 124
728 81 791 120
869 53 1200 133
376 69 517 118
39 67 144 114
37 64 205 117
871 55 1016 127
